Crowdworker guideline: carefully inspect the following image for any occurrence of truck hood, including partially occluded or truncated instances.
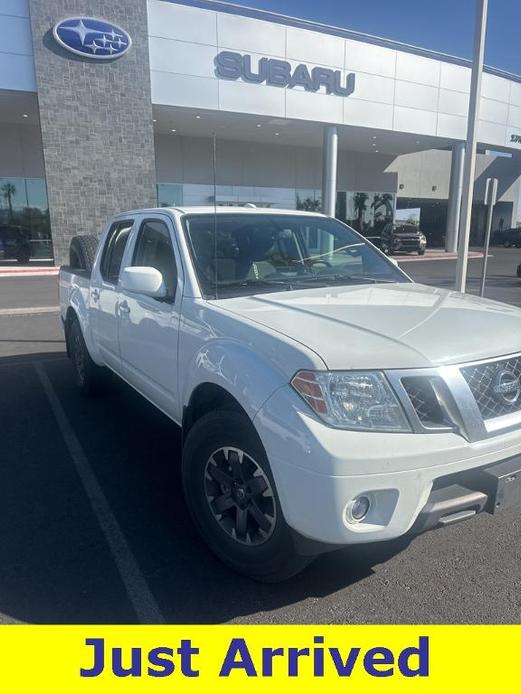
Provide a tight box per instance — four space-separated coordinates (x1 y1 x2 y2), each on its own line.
214 283 521 370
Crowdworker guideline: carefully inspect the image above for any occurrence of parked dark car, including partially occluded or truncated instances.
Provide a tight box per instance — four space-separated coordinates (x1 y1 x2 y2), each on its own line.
493 227 521 248
378 222 427 256
0 225 31 263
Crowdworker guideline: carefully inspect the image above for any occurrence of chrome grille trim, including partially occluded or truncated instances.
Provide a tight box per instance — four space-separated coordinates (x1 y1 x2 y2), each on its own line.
485 410 521 433
460 356 521 420
385 354 521 442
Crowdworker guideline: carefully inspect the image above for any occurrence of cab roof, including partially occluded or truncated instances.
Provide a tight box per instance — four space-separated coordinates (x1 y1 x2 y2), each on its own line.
117 206 327 218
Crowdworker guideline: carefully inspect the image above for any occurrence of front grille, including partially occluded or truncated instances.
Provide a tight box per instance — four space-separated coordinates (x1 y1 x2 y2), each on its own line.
402 376 446 426
461 356 521 420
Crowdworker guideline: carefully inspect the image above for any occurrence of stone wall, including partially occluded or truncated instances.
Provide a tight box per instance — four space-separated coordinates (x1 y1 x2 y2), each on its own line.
28 0 157 265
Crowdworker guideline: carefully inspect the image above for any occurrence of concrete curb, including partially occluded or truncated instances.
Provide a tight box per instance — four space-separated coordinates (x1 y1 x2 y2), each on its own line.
0 306 60 316
397 251 486 263
0 267 59 278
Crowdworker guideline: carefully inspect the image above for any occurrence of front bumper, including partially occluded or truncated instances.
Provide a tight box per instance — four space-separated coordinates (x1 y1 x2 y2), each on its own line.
410 455 521 533
392 236 426 252
253 385 521 546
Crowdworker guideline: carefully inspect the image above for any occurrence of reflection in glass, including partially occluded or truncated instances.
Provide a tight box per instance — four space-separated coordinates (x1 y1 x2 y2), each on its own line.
157 183 183 207
337 190 396 245
183 212 408 300
296 189 321 212
0 176 52 262
153 182 397 250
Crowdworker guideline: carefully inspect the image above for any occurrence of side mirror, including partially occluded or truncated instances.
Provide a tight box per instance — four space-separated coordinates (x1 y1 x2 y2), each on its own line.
120 266 166 299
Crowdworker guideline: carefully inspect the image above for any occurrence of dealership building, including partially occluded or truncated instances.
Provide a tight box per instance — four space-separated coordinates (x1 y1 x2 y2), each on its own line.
1 0 521 265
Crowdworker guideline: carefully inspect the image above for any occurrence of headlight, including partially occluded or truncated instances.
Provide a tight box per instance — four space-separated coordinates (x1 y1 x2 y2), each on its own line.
291 370 411 432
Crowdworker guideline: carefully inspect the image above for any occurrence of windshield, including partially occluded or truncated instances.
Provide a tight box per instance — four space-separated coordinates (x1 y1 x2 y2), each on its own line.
182 213 410 299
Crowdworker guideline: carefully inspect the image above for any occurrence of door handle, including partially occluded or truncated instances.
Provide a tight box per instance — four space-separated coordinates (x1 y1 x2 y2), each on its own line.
119 300 130 315
91 288 100 302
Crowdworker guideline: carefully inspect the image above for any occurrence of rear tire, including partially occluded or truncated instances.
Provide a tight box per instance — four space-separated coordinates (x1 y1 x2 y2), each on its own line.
68 318 108 396
69 235 98 273
182 410 312 582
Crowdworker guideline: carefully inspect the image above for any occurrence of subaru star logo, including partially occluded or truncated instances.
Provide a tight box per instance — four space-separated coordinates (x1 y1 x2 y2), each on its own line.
492 369 520 405
52 17 132 60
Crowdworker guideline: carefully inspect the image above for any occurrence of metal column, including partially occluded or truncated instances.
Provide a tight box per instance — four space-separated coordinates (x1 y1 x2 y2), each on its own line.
322 125 338 217
455 0 489 291
445 142 465 253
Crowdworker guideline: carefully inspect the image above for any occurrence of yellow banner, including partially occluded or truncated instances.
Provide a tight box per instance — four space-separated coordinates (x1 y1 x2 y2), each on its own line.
0 625 517 691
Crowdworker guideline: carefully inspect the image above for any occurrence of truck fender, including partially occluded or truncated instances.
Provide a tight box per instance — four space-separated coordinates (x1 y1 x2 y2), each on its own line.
182 340 289 425
65 283 102 364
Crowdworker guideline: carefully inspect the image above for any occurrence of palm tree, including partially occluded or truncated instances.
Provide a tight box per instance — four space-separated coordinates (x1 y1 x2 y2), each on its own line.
1 182 16 222
371 193 394 222
353 192 368 232
296 195 321 212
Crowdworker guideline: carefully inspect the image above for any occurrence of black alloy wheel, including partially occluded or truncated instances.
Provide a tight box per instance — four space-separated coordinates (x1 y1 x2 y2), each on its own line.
204 446 276 546
182 410 313 581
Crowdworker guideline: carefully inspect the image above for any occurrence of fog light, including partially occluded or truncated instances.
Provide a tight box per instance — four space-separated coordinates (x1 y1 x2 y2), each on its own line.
347 495 371 523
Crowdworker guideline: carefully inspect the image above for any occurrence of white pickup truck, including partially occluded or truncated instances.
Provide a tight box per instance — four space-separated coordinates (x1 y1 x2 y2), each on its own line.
60 207 521 581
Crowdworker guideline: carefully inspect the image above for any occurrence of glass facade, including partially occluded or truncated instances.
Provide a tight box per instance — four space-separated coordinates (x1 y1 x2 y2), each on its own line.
155 183 397 247
296 189 322 212
336 190 396 245
0 177 52 262
157 183 183 207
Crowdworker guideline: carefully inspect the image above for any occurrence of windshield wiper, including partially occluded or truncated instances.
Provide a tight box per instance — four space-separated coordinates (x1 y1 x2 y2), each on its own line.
217 279 290 287
214 278 294 289
291 274 395 285
211 275 396 297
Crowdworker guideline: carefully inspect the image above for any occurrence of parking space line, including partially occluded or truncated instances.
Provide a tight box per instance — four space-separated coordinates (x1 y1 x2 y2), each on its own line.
35 362 165 624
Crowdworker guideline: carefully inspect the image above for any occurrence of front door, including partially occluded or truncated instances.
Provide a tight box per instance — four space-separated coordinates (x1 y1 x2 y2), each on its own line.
117 216 182 421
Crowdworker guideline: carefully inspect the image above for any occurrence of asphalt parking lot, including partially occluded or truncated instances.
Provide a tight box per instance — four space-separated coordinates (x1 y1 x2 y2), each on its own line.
1 247 521 624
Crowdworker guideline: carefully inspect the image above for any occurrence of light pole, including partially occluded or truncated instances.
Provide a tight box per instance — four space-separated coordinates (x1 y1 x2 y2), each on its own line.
454 0 489 292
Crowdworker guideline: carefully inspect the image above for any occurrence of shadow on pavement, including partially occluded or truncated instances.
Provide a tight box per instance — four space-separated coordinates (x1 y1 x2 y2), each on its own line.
0 350 411 624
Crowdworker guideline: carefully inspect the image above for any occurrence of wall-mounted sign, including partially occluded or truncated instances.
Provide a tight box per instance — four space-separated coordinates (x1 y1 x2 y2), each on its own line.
53 17 132 59
215 51 355 97
510 133 521 144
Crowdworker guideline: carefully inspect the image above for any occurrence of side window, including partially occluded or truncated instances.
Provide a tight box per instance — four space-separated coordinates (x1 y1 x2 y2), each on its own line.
100 221 133 284
133 219 177 300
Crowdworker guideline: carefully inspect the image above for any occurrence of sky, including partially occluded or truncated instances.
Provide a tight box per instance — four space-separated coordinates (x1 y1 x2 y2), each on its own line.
227 0 520 76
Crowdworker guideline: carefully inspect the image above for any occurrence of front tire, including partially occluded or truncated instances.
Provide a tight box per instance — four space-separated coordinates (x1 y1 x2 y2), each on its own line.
68 318 108 396
182 410 312 582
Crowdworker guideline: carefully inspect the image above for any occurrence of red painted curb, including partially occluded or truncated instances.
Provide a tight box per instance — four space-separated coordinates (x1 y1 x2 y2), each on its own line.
0 266 59 275
397 252 485 262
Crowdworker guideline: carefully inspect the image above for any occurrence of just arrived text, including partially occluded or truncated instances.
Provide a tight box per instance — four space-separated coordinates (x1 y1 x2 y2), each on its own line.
79 635 429 678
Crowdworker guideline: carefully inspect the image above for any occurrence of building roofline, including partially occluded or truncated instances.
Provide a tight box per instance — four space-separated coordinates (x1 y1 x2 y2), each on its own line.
166 0 521 84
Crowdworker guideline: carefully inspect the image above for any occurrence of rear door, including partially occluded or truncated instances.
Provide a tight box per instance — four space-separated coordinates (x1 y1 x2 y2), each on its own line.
117 215 183 421
90 219 134 371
